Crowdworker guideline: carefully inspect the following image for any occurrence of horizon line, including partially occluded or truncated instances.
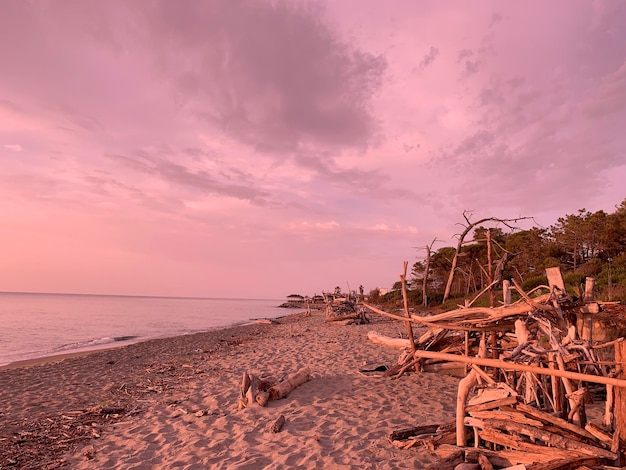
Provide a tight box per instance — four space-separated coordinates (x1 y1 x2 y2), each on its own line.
0 290 283 302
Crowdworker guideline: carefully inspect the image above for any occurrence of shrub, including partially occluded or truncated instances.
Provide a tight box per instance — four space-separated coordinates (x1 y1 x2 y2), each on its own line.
521 275 548 292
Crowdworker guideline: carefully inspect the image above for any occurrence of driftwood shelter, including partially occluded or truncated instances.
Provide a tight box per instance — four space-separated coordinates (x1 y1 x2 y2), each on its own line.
363 266 626 469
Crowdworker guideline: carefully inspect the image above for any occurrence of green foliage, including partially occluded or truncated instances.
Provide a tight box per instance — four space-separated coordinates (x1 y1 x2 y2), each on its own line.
521 275 547 292
397 198 626 305
562 272 587 297
368 288 381 303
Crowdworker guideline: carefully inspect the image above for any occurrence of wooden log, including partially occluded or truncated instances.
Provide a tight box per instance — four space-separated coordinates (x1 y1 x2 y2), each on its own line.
548 352 564 415
615 340 626 449
581 312 593 343
256 391 270 407
477 452 494 470
362 302 535 330
411 350 626 388
422 362 466 375
476 427 539 453
546 266 566 293
479 418 617 459
423 448 465 470
584 277 596 302
239 372 254 410
469 410 543 427
326 313 359 322
246 374 259 407
469 385 512 407
466 447 562 467
514 402 596 441
470 365 495 384
503 280 512 306
388 424 440 441
584 422 613 447
525 455 605 470
457 370 478 446
475 424 603 461
400 261 417 352
604 384 614 428
270 414 286 433
268 368 311 401
465 396 519 413
511 278 554 313
366 331 411 348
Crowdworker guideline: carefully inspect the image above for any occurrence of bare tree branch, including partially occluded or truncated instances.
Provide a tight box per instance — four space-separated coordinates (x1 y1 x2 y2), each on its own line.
442 214 532 303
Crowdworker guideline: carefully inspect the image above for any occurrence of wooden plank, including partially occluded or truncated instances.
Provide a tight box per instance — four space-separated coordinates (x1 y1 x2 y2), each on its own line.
484 418 616 459
466 447 560 467
468 410 543 427
411 350 626 388
388 424 440 442
466 396 519 413
514 403 596 441
546 267 566 292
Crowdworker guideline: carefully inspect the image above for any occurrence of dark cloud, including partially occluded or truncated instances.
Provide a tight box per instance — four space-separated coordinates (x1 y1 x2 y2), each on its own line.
457 49 473 63
0 0 386 162
489 12 503 28
464 60 481 76
141 0 386 153
419 46 439 69
292 152 417 200
105 152 269 205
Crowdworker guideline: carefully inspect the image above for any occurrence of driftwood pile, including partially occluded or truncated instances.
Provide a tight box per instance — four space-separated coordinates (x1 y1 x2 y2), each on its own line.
364 267 626 469
325 297 369 325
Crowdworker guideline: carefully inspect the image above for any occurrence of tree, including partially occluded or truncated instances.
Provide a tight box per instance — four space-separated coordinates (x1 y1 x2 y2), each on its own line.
442 212 531 303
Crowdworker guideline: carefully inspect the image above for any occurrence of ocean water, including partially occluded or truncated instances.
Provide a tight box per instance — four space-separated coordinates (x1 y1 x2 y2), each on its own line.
0 292 285 366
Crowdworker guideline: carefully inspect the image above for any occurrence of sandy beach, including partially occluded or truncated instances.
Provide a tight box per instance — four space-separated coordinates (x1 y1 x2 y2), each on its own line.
0 310 460 469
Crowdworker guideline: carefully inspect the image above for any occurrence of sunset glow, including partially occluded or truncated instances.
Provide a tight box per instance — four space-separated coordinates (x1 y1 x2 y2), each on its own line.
1 1 625 298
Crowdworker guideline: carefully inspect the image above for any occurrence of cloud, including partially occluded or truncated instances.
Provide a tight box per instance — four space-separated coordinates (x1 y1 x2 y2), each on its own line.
457 49 473 62
419 46 439 69
584 60 626 118
464 60 481 76
3 144 23 152
142 1 386 154
105 151 270 205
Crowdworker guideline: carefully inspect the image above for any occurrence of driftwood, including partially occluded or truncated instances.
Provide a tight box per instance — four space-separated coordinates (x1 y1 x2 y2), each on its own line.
367 331 412 348
268 368 311 401
388 424 440 442
239 368 310 408
325 297 369 324
411 350 626 388
370 266 626 465
270 414 286 433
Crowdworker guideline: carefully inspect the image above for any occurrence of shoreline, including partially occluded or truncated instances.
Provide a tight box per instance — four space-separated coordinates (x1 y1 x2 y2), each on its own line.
0 310 460 468
0 315 288 370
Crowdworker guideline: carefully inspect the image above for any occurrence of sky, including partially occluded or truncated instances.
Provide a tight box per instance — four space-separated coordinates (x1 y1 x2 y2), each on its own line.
1 0 625 299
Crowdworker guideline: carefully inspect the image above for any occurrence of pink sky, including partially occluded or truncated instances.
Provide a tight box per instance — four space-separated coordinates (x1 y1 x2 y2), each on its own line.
1 0 625 299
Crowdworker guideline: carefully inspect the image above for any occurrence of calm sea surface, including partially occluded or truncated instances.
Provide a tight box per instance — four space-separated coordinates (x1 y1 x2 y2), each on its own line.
0 292 285 366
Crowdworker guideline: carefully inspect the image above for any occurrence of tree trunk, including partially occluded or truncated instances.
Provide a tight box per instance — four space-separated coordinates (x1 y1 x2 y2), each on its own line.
423 243 432 307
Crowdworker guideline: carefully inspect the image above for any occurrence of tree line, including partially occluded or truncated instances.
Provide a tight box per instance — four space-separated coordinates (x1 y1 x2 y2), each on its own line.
373 199 626 307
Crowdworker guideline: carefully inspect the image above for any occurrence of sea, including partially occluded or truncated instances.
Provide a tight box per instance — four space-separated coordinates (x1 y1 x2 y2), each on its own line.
0 292 285 367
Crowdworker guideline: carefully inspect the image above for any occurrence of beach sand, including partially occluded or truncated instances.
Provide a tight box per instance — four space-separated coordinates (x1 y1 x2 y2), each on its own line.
0 311 460 469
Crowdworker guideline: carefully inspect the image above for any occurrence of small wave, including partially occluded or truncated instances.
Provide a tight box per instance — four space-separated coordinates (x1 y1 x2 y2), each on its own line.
49 335 140 355
113 335 139 342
